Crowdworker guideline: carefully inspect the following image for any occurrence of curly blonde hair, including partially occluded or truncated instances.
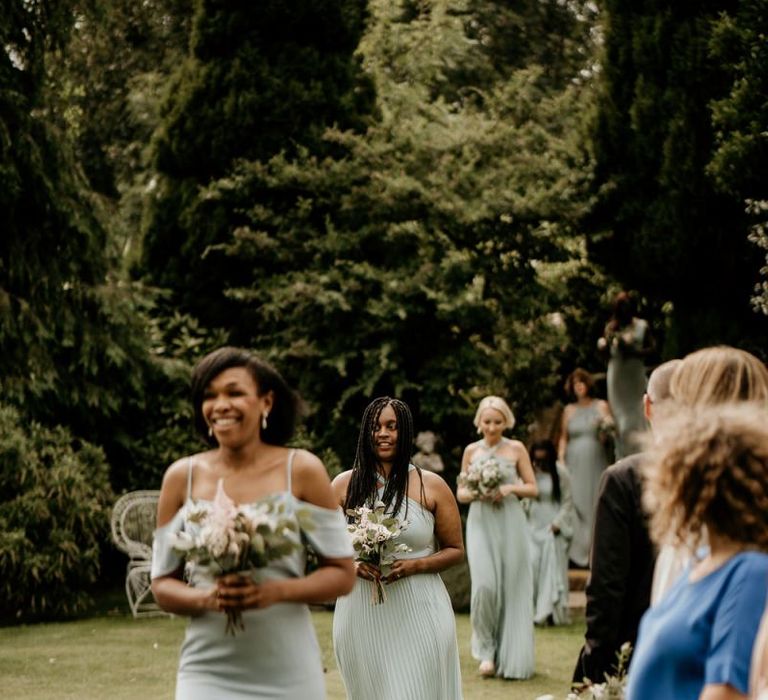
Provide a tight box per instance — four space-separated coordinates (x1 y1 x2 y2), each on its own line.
670 346 768 406
643 403 768 551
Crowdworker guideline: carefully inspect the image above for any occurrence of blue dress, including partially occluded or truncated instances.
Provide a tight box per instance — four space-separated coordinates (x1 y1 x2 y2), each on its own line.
333 467 463 699
627 551 768 700
151 451 353 700
466 439 534 679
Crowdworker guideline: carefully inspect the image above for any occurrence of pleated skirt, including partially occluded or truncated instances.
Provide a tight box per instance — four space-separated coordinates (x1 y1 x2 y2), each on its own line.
467 498 534 679
333 574 463 699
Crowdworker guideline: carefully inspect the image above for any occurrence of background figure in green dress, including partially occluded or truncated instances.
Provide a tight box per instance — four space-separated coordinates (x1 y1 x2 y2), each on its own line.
527 439 574 625
598 291 654 459
457 395 539 680
558 369 612 568
332 397 464 700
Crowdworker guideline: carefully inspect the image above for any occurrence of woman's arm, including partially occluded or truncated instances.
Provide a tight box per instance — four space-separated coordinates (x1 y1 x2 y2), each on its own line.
558 406 572 464
331 469 380 582
151 459 220 616
217 453 355 610
500 441 538 499
456 444 477 504
383 473 464 582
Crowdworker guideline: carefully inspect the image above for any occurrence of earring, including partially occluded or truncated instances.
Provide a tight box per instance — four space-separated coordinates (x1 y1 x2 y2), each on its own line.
261 412 268 431
208 425 213 438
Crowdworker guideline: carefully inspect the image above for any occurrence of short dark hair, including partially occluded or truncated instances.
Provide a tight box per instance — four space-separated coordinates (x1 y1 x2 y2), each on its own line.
190 346 302 446
565 368 594 398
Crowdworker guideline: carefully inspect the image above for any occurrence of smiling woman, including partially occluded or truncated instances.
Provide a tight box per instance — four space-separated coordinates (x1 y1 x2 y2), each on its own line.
150 346 355 700
458 395 539 680
331 397 465 700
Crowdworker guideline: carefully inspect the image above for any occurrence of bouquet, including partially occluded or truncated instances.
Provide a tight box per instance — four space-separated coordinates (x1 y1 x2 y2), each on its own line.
458 456 505 502
565 642 632 700
595 415 617 445
171 480 306 635
346 501 411 605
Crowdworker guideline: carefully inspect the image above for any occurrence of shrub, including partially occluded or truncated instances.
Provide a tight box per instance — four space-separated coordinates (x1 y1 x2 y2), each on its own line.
0 404 113 621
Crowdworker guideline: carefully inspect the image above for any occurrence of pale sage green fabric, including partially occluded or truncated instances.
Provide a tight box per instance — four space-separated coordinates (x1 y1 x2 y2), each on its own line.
333 468 462 700
466 439 534 679
565 403 609 567
607 318 649 458
527 464 574 624
151 452 353 699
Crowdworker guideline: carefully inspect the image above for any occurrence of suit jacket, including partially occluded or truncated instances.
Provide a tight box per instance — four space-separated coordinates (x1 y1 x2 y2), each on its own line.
573 453 656 684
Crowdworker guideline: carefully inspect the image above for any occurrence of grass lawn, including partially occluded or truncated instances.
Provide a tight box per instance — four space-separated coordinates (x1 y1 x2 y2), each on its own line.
0 599 584 699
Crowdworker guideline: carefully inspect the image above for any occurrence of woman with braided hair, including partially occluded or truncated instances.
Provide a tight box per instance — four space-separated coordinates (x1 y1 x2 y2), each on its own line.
332 397 464 700
626 402 768 700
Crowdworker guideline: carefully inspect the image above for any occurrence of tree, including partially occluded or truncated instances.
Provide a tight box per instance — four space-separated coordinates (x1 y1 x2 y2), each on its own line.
139 0 374 326
206 0 598 464
707 1 768 316
585 1 768 356
0 1 160 491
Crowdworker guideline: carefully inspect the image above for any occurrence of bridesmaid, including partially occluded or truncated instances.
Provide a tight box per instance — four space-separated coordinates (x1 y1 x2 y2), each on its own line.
457 395 538 679
597 291 653 458
527 439 574 625
558 368 611 568
332 397 464 700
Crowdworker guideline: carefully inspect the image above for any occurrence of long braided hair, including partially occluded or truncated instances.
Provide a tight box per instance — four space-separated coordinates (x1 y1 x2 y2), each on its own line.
344 397 421 520
529 439 561 503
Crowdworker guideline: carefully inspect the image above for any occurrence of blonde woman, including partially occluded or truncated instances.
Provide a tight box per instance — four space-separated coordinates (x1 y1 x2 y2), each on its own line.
457 396 538 679
651 346 768 604
626 403 768 700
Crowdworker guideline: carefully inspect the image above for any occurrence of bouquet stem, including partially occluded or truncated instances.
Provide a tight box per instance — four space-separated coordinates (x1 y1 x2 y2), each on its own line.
371 578 387 605
225 610 245 636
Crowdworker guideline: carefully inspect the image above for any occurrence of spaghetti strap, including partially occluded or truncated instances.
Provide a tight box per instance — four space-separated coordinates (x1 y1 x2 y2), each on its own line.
286 449 296 495
186 457 194 502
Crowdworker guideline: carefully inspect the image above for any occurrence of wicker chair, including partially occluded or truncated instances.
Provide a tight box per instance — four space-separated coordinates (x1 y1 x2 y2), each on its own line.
111 490 168 618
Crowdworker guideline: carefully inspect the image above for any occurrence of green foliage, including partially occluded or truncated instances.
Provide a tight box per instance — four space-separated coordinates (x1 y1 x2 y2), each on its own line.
707 3 768 317
200 0 596 464
586 2 768 355
0 404 113 621
707 1 768 201
140 0 375 323
0 2 173 495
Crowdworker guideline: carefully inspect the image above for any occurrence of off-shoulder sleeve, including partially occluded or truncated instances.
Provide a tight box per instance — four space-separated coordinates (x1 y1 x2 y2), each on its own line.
297 500 354 559
151 508 185 579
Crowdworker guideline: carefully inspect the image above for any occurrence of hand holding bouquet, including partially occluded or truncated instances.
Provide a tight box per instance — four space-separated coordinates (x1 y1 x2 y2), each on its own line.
595 415 617 446
458 456 506 503
171 480 305 634
346 501 411 604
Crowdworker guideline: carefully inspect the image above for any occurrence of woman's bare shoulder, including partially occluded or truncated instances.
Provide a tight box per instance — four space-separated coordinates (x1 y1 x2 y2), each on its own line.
160 451 211 488
463 440 483 457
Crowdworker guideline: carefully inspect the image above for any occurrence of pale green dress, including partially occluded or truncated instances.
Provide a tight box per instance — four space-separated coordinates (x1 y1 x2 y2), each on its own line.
565 403 608 567
151 451 353 700
333 467 462 699
607 318 649 458
466 439 534 679
527 464 574 624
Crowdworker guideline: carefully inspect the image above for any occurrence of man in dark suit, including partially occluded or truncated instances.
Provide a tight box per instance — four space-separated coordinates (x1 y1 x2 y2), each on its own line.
572 359 681 684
